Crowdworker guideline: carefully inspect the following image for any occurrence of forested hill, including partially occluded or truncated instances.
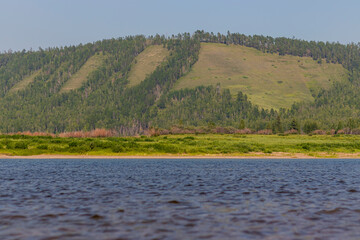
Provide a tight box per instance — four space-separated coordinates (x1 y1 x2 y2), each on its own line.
1 31 360 134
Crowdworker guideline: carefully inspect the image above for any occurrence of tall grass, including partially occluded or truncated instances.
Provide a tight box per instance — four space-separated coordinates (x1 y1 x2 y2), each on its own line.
59 129 117 138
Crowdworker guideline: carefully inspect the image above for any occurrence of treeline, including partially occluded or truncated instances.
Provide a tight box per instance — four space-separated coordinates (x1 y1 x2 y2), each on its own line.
194 30 360 73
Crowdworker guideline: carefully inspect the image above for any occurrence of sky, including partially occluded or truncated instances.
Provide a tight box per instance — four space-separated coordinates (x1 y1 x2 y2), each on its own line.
1 0 360 52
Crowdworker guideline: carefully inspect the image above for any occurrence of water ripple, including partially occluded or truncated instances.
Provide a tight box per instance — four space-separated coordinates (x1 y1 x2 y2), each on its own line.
0 158 360 239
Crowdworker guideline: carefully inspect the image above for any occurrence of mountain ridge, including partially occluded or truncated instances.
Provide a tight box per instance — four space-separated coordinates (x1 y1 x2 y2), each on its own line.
0 31 359 134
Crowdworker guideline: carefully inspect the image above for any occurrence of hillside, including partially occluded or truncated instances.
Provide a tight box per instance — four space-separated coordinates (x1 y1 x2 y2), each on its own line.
0 31 360 134
175 43 348 109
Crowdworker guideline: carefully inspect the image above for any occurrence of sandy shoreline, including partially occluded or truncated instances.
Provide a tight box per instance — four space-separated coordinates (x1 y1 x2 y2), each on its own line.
1 152 360 159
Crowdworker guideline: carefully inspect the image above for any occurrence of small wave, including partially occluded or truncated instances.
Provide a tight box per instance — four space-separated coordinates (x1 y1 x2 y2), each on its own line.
316 207 348 215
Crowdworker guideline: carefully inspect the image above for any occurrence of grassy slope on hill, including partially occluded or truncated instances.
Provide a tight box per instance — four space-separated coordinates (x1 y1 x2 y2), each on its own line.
174 43 348 109
127 45 169 87
60 53 107 93
8 70 41 94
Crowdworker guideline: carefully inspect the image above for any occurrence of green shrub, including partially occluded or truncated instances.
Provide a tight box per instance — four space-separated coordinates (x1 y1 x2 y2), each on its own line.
107 137 128 142
234 143 253 153
183 136 195 140
125 141 140 149
3 139 13 149
150 143 179 153
37 144 48 150
14 142 28 149
93 141 114 149
112 145 125 153
49 146 67 152
32 139 46 144
185 141 196 146
68 141 78 147
69 145 91 153
144 138 154 142
263 149 273 154
300 143 311 150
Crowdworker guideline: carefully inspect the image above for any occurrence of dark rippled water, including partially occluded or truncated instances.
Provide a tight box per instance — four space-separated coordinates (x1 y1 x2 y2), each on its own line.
1 159 360 239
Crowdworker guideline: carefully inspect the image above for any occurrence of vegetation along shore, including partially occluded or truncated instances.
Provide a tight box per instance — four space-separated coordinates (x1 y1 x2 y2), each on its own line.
2 131 360 158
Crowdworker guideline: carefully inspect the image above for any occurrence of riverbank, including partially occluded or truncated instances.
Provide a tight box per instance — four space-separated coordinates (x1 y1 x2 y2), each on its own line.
1 152 360 159
1 134 360 158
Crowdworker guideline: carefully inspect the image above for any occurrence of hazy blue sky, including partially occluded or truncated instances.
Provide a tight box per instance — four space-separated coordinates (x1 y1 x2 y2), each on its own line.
1 0 359 51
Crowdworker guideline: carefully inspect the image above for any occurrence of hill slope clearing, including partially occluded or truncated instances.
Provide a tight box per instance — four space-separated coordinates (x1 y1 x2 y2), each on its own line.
60 53 107 93
8 70 41 94
127 45 169 87
174 43 348 109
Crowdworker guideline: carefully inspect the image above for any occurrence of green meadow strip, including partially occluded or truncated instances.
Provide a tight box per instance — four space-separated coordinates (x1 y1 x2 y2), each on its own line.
1 134 360 157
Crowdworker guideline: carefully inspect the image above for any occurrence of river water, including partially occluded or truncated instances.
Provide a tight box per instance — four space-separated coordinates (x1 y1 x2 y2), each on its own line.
0 158 359 239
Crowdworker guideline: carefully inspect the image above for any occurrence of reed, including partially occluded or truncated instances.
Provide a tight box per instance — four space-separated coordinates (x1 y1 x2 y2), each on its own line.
58 129 117 138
